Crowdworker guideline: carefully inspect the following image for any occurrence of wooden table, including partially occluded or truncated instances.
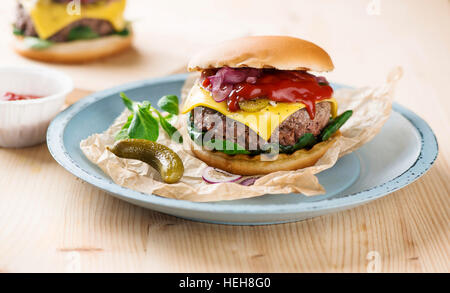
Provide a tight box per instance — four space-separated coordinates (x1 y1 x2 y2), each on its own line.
0 0 448 272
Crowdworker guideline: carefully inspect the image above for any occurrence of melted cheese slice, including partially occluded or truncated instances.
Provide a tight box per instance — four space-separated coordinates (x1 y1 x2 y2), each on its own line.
19 0 127 40
182 83 338 141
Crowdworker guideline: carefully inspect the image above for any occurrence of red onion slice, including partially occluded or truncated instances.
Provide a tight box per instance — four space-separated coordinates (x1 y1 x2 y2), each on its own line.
202 167 243 184
239 177 260 186
315 76 328 85
212 85 232 102
245 68 262 78
221 67 247 83
245 76 257 84
206 67 263 102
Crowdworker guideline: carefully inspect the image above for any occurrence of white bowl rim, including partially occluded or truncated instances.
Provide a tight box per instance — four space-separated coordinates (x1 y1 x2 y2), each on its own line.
0 66 73 105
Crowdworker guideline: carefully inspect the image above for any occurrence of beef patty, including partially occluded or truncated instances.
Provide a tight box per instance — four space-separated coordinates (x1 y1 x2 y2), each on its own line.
15 3 115 42
190 102 331 150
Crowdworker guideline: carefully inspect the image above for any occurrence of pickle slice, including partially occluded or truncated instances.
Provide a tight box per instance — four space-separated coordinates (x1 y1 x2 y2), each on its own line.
238 99 270 112
107 139 184 184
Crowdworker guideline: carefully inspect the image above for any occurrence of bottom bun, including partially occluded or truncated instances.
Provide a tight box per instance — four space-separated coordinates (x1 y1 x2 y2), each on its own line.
190 132 341 175
13 34 133 64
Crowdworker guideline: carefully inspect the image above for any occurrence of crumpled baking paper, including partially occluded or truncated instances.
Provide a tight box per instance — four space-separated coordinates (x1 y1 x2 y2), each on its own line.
80 68 402 202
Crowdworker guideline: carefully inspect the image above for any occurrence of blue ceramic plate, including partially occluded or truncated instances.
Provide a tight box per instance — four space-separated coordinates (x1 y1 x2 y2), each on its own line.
47 74 438 225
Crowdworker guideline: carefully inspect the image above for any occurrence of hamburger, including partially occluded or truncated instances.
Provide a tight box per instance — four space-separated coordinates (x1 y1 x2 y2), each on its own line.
182 36 352 175
13 0 132 63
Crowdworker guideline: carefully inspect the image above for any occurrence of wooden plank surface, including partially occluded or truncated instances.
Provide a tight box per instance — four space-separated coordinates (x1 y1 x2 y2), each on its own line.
0 0 449 272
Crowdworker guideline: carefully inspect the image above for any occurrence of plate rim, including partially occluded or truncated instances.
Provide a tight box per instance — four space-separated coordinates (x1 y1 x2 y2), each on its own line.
47 74 439 215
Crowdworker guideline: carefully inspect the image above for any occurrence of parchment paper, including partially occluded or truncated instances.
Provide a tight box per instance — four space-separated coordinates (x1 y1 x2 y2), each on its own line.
80 68 402 202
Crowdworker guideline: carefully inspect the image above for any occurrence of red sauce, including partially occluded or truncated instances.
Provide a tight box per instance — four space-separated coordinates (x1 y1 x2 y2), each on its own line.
202 70 333 119
2 92 43 101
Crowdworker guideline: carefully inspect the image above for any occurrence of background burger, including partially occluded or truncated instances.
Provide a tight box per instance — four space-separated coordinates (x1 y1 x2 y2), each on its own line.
13 0 132 63
182 35 352 175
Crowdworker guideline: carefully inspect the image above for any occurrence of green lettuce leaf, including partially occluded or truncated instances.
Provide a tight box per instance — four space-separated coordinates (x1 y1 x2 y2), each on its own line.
157 95 179 115
23 37 53 50
205 139 250 155
116 93 183 144
115 114 133 140
154 110 183 143
68 26 99 41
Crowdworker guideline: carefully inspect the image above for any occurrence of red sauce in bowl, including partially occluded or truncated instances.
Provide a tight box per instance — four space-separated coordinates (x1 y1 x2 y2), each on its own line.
2 92 43 101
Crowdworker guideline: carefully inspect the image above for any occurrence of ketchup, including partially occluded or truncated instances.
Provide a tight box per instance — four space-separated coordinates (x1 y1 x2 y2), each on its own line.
2 92 42 101
202 70 333 119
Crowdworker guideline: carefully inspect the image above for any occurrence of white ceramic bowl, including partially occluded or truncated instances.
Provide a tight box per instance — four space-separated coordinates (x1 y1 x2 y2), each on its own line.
0 66 73 148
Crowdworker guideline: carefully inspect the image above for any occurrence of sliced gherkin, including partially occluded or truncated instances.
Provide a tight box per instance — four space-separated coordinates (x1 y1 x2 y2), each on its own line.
238 99 270 112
